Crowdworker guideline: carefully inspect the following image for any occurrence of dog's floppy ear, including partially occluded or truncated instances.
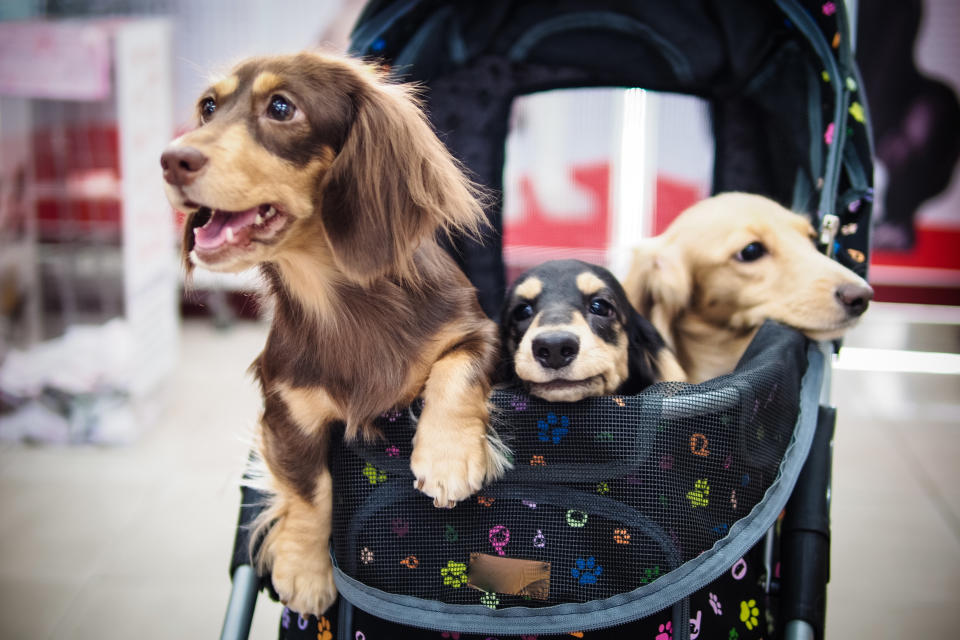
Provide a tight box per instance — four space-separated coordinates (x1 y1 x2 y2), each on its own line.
622 239 691 351
320 72 485 282
621 312 686 392
494 280 522 385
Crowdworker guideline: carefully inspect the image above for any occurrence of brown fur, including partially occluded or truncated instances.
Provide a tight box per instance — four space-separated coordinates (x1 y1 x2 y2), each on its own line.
623 192 873 383
162 52 509 616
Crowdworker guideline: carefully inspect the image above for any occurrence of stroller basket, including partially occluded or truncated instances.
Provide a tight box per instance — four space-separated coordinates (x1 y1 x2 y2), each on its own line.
328 321 822 635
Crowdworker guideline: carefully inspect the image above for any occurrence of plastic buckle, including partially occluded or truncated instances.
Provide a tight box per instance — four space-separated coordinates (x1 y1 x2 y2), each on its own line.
818 213 840 258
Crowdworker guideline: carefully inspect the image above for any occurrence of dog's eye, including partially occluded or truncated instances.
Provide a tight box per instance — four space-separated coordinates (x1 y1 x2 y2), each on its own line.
511 303 534 322
589 298 614 317
267 95 295 121
735 241 767 262
199 97 216 123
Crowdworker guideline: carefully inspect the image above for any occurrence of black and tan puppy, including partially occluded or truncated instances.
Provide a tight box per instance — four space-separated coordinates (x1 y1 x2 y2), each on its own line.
161 52 509 616
500 260 685 402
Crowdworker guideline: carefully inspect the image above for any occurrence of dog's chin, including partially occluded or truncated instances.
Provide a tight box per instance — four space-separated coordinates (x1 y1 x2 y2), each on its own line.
187 204 292 271
800 318 860 342
526 375 606 403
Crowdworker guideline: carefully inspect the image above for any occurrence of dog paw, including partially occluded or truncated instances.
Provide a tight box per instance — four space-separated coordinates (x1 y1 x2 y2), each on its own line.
410 423 505 508
271 550 338 617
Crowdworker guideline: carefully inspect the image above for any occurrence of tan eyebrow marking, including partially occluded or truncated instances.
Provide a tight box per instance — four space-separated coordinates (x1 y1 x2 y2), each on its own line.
252 71 283 97
211 74 239 99
576 271 606 296
514 277 542 300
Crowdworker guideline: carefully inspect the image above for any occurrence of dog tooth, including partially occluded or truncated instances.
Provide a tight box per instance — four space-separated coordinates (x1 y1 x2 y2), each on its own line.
265 206 276 218
255 214 264 225
226 227 234 242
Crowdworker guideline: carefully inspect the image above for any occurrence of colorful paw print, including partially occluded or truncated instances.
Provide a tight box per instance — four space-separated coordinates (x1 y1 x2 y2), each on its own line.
480 591 500 609
511 395 528 411
728 628 740 640
530 454 546 467
571 557 602 585
655 621 672 640
400 555 419 569
361 462 387 485
537 413 570 444
596 481 610 495
640 565 661 585
318 615 333 640
385 445 400 457
739 599 760 630
689 433 710 457
565 509 588 528
709 592 722 615
477 495 495 507
533 529 546 548
613 528 630 544
687 478 710 508
849 101 865 123
444 524 459 542
380 409 401 422
489 525 510 556
360 547 374 565
441 560 468 588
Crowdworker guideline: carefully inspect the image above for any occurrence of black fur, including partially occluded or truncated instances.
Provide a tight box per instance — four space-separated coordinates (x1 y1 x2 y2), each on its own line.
498 259 669 395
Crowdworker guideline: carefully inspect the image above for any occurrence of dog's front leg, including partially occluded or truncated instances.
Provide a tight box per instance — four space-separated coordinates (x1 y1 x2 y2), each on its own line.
256 391 339 617
410 340 510 508
259 466 337 616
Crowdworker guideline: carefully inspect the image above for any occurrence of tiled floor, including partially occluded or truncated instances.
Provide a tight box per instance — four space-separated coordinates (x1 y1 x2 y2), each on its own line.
0 303 957 639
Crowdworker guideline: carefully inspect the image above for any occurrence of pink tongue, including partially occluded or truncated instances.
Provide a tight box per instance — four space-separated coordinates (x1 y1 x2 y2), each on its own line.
194 207 260 249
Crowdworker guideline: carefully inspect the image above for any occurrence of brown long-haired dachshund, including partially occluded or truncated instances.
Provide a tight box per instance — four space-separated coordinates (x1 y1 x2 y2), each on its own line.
161 52 510 616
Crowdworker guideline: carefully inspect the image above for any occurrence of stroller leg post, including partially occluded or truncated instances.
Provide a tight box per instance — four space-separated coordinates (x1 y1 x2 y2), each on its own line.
220 564 259 640
780 402 836 640
784 620 817 640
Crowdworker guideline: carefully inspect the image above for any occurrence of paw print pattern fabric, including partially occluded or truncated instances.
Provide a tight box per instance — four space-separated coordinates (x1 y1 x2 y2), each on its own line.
277 550 771 640
266 323 810 639
321 323 807 613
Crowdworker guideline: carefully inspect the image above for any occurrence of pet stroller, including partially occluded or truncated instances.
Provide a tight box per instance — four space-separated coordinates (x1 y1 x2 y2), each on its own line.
220 1 873 639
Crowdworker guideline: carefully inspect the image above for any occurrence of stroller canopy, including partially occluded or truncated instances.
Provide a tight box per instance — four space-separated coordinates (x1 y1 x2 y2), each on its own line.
350 0 874 316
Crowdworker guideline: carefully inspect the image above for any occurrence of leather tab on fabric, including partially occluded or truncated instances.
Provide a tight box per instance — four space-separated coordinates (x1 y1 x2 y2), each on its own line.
467 553 550 600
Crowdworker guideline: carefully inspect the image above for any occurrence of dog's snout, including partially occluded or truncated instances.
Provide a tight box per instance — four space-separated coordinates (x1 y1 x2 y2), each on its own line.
532 332 580 369
161 147 208 186
836 282 873 317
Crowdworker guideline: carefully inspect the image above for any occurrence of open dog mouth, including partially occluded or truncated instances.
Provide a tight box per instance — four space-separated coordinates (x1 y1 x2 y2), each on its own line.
190 203 290 253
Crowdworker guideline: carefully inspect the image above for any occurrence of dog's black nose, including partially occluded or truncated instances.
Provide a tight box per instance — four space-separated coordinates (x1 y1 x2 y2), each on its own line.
161 147 208 186
532 332 580 369
836 282 874 317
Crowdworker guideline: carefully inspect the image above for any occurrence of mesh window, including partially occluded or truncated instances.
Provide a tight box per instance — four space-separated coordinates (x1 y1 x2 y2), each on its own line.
330 321 808 613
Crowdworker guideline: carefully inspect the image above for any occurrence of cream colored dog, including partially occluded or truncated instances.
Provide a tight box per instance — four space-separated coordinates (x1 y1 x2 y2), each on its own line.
623 192 873 383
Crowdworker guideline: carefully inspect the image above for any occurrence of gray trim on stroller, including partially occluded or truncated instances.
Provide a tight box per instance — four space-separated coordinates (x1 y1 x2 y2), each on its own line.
221 339 826 639
326 343 823 636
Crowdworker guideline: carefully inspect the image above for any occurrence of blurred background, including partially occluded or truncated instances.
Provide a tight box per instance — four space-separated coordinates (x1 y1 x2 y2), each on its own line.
0 0 957 638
